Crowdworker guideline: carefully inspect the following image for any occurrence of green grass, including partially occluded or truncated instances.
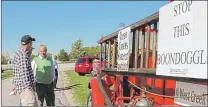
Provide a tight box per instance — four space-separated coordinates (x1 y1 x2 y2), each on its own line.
64 70 91 106
1 71 14 80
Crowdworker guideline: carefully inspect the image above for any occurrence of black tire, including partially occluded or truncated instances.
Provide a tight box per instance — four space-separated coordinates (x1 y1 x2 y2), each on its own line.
87 90 92 106
78 73 85 76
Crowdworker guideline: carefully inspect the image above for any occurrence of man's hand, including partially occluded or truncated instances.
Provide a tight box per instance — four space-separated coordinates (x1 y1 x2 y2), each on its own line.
9 88 17 95
32 85 36 92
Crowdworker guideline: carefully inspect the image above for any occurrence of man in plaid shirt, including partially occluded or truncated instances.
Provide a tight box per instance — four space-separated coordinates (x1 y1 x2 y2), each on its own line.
12 35 38 106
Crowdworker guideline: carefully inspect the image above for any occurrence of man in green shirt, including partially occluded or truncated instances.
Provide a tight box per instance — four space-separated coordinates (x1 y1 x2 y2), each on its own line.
31 45 55 106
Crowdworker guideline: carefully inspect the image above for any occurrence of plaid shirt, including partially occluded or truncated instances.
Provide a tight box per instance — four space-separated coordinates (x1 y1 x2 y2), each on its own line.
12 48 35 94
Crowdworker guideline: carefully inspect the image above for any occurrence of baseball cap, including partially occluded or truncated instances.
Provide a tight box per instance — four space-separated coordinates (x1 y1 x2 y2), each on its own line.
21 35 35 45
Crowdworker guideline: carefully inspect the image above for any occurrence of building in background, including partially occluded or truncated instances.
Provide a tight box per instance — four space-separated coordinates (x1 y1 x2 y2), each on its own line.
1 51 13 65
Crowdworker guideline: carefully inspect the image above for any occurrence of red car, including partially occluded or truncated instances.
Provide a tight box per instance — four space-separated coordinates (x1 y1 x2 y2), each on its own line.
75 56 99 76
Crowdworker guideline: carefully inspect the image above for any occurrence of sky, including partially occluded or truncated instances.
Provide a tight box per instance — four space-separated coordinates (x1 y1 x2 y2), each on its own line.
2 1 169 55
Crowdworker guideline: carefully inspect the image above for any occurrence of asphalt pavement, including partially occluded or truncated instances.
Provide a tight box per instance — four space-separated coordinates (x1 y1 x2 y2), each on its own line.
1 63 75 106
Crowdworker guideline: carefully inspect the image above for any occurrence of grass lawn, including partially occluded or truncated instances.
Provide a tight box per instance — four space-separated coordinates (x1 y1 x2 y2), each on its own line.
64 70 91 106
1 71 14 80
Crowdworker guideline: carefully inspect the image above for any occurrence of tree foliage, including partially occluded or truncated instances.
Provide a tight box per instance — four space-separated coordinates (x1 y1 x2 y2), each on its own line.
58 49 69 61
56 39 101 62
69 39 100 60
30 54 38 60
1 55 8 65
70 39 85 59
82 46 100 57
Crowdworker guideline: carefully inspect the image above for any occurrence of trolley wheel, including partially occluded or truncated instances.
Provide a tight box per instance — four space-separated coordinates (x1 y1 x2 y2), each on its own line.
87 89 92 106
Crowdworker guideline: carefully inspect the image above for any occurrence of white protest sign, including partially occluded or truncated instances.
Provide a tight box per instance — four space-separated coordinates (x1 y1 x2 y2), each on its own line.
174 81 207 106
117 27 131 71
157 1 207 79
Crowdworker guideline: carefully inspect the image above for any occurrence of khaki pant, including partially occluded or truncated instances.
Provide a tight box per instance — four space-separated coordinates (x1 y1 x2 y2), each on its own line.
19 87 38 106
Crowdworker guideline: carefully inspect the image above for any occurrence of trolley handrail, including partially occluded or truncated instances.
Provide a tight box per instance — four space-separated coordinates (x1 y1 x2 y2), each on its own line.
97 12 159 43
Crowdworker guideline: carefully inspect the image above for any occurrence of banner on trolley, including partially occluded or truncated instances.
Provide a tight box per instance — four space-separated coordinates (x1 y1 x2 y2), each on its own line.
117 27 131 71
157 1 207 79
174 81 207 106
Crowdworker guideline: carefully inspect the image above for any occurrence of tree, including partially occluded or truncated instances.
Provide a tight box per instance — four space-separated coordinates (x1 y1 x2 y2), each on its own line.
30 54 38 60
69 39 101 60
82 46 100 57
68 53 71 61
1 55 8 65
47 53 52 56
70 39 85 59
58 49 69 61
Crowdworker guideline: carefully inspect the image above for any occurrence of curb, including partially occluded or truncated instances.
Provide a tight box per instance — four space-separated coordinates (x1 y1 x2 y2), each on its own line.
60 70 79 106
60 70 72 106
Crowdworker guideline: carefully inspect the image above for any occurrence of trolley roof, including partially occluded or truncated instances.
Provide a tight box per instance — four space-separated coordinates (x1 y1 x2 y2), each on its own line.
98 12 159 43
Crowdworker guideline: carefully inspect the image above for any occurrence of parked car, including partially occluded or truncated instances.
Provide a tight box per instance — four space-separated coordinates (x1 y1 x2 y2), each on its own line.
75 56 99 76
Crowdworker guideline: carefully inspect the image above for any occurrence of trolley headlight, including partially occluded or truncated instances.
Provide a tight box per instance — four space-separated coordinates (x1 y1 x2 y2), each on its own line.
135 87 153 106
135 98 151 106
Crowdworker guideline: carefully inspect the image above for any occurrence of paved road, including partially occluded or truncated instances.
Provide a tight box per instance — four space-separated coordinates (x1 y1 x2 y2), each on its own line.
1 63 75 106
